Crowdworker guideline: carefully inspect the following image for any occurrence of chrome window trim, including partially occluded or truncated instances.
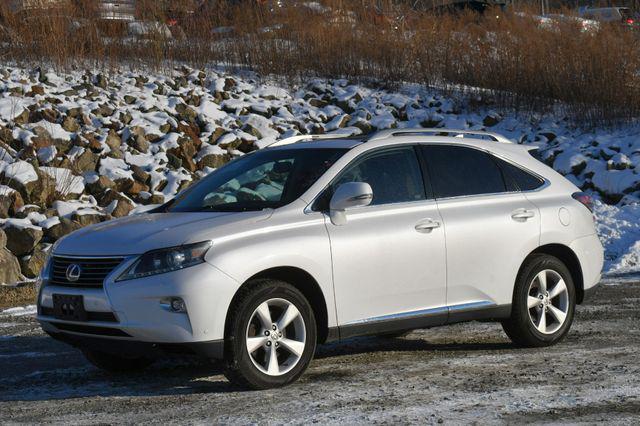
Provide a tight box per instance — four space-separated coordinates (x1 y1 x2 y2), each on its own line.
303 143 430 214
417 143 550 202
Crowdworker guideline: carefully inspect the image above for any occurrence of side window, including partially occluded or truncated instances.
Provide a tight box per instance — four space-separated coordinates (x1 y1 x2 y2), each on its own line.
322 147 426 208
422 145 506 198
495 158 545 191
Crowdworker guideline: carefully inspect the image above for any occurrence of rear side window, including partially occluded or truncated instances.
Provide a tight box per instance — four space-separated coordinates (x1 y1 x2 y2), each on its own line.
421 145 506 198
496 159 545 191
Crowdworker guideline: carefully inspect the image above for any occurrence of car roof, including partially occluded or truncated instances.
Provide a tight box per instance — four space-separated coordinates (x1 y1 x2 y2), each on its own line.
265 128 524 154
267 137 365 150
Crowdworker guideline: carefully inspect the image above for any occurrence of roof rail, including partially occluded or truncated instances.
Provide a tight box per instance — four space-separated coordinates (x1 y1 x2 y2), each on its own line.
266 134 345 148
366 128 513 144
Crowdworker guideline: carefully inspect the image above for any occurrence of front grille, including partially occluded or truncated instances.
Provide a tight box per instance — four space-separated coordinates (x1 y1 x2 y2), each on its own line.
50 256 124 288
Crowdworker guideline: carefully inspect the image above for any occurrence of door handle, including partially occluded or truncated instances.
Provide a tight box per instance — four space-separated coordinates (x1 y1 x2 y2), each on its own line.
415 219 441 233
511 209 535 222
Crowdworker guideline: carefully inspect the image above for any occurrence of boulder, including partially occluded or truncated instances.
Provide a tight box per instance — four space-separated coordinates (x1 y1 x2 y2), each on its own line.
0 248 21 285
104 129 121 150
70 212 104 227
483 112 502 127
129 133 150 153
19 245 48 279
0 190 24 219
86 175 115 195
198 153 228 169
99 190 134 218
131 165 151 185
45 217 82 242
0 229 6 248
62 115 80 132
121 180 149 197
168 138 197 172
608 153 632 171
75 149 99 173
4 225 43 257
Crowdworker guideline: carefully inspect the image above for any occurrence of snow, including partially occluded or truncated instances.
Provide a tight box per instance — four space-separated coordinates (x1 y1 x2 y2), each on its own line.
53 199 98 218
0 217 41 231
0 184 16 195
196 144 226 161
37 146 57 164
0 305 36 317
0 66 639 276
39 167 85 195
27 120 72 141
1 160 38 184
98 157 133 181
0 96 34 123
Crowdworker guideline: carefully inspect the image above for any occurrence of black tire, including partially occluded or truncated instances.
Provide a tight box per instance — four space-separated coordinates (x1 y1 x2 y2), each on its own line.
223 279 317 390
83 349 154 373
502 254 576 347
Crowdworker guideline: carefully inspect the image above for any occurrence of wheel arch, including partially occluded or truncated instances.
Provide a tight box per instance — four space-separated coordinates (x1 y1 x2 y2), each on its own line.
224 266 330 344
525 244 585 304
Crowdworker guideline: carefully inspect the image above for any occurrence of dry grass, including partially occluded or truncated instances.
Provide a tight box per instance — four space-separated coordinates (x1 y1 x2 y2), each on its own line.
1 1 639 124
0 284 37 309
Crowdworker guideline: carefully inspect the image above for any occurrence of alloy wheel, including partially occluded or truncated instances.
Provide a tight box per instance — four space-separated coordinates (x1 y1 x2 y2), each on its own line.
527 269 569 335
245 298 306 376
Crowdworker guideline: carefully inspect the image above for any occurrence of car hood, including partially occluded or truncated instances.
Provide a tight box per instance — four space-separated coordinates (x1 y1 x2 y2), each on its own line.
54 210 273 256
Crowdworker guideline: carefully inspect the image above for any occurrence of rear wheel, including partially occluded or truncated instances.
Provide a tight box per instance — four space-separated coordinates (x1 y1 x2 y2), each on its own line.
502 254 576 347
83 349 153 373
224 279 317 389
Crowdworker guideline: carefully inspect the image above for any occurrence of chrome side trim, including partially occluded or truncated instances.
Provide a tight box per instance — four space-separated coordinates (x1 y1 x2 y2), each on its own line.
343 301 496 326
447 300 495 312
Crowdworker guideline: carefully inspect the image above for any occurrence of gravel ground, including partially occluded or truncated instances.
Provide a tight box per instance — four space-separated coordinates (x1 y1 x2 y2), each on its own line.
1 279 639 425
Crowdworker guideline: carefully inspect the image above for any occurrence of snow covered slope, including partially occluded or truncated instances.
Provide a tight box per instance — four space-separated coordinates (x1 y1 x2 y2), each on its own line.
0 66 638 282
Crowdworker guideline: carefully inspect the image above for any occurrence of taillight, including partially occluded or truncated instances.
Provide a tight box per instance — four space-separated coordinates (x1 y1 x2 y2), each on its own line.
626 18 635 24
572 192 593 212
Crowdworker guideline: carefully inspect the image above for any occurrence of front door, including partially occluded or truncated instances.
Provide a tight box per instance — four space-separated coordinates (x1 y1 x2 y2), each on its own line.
323 146 447 335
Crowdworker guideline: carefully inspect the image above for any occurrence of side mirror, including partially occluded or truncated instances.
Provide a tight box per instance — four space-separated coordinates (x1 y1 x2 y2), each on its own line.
329 182 373 225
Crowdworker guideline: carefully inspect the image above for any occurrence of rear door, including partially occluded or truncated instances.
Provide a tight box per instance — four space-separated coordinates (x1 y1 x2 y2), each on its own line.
420 144 541 311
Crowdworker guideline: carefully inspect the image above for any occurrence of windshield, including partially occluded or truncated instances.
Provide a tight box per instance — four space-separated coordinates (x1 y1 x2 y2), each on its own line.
168 148 347 212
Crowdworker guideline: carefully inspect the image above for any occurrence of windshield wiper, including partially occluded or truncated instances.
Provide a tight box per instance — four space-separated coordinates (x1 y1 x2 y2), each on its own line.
197 205 265 212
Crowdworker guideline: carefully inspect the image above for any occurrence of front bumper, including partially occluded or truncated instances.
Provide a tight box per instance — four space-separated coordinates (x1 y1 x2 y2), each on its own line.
37 259 240 353
46 331 224 360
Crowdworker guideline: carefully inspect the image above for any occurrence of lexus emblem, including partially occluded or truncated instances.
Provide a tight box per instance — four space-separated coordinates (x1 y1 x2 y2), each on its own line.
66 264 82 282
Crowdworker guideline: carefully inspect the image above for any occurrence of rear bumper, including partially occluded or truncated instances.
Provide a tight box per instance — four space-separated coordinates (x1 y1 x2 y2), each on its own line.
46 331 224 360
570 233 604 292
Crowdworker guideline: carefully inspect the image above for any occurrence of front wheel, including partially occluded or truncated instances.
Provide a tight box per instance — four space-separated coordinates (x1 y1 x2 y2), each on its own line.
224 279 317 389
502 254 576 347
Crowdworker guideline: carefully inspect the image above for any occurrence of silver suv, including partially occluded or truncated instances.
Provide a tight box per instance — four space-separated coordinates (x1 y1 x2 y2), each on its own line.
37 129 604 389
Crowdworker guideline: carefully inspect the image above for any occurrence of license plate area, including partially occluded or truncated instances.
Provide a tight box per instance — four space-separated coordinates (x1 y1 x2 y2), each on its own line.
52 294 88 321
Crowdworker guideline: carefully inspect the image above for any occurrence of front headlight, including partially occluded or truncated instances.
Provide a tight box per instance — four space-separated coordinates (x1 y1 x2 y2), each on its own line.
117 241 212 282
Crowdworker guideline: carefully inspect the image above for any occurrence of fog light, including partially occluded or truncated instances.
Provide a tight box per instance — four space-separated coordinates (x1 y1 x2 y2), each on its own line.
170 297 187 313
161 297 187 313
